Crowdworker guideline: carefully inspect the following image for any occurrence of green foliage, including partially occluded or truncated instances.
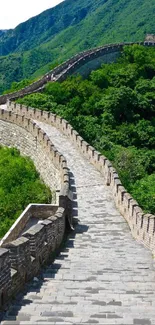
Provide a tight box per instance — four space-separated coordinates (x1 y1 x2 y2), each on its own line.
0 147 51 238
0 0 155 92
18 93 56 110
3 79 33 94
17 45 155 214
131 174 155 214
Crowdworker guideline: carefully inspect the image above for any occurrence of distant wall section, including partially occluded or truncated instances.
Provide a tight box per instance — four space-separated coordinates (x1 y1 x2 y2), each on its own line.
0 42 144 104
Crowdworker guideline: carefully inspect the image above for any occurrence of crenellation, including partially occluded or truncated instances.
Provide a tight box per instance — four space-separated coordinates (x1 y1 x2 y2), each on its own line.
72 130 79 144
76 135 83 149
128 198 138 217
61 118 68 131
42 110 50 121
67 124 73 137
87 145 95 160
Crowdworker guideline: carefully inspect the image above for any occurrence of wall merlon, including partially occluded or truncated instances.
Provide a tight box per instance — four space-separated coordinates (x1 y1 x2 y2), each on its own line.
88 145 95 157
4 236 29 249
94 150 101 161
114 178 122 190
117 186 127 208
129 199 139 218
48 216 57 222
133 205 143 220
4 237 31 274
136 212 143 230
141 217 149 235
23 223 44 237
22 224 46 260
61 119 68 130
39 219 56 251
77 135 83 148
148 216 155 234
67 124 73 135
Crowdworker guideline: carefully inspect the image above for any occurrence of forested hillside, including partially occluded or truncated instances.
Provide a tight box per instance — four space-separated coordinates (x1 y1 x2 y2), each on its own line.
17 45 155 215
0 0 155 92
0 147 51 237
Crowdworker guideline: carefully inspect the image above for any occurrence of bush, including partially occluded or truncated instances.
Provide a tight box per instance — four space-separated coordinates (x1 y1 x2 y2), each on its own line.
0 147 51 238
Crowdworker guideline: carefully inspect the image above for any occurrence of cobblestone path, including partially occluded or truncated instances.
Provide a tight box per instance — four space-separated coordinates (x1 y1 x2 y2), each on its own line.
2 120 155 325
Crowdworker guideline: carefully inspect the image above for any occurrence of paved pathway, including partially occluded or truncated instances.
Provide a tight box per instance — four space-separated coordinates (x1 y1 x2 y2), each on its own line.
2 120 155 325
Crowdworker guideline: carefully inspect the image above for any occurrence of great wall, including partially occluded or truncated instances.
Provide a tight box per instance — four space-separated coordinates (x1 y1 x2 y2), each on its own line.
0 41 150 105
0 40 155 324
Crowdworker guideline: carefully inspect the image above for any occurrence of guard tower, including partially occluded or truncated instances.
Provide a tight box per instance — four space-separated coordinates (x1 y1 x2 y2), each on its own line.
144 34 155 45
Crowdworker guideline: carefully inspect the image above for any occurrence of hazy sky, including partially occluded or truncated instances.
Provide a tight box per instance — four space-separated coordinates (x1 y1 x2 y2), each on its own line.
0 0 64 29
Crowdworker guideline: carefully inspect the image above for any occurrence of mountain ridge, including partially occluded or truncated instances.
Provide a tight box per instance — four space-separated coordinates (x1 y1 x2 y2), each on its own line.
0 0 154 93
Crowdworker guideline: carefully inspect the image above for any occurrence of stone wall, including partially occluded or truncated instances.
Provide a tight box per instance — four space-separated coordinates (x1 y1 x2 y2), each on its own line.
9 102 155 256
0 42 144 105
0 108 73 310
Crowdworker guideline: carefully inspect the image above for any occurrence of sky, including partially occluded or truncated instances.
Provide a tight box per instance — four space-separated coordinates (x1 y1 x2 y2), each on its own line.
0 0 64 29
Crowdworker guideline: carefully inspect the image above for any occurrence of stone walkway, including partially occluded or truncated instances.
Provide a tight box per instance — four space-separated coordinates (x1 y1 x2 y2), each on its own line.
2 120 155 325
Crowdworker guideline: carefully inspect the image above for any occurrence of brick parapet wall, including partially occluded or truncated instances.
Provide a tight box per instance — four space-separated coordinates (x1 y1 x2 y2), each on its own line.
0 108 73 310
8 101 155 256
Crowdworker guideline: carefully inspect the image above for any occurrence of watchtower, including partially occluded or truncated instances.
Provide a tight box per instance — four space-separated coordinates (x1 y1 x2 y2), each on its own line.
144 34 155 45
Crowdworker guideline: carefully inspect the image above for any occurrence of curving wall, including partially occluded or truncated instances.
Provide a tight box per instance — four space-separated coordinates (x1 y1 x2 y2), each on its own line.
0 42 145 105
0 108 73 309
8 101 155 256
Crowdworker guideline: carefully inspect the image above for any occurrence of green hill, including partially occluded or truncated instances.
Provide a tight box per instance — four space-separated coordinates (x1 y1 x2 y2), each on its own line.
0 0 155 93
